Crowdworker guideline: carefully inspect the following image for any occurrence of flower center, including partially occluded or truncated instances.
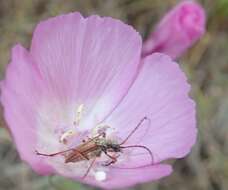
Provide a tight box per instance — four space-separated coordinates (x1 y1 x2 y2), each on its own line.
37 103 122 182
59 104 85 144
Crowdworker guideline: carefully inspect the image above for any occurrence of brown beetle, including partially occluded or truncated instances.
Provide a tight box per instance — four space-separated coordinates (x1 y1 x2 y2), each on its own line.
36 116 153 178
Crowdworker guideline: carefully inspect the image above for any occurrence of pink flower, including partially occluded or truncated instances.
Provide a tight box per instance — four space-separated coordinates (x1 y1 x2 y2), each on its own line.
0 12 196 189
142 0 206 59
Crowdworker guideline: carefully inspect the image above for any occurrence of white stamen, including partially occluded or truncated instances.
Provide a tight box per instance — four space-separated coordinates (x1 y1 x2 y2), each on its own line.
74 104 84 125
95 170 107 181
59 129 75 144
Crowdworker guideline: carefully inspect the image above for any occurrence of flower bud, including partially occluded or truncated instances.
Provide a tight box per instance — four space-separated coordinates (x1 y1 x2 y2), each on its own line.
142 1 206 59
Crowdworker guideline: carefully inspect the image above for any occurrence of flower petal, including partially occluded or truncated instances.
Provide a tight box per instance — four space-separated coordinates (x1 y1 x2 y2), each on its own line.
142 1 206 59
106 53 196 164
0 45 53 174
30 12 142 122
85 164 172 189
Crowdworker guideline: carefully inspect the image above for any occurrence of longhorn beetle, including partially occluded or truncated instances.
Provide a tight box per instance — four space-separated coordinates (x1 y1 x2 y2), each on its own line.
36 116 154 178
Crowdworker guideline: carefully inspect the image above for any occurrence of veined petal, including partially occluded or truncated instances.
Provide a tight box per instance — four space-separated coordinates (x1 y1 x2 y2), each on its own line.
105 53 196 165
84 164 172 189
30 12 142 122
0 45 53 174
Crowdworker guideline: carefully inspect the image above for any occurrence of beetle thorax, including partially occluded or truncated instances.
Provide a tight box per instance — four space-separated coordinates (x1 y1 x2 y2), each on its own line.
95 138 120 153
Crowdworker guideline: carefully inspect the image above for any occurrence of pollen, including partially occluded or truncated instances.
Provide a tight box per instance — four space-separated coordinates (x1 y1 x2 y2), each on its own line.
95 170 107 181
92 124 111 137
74 104 85 126
59 129 76 144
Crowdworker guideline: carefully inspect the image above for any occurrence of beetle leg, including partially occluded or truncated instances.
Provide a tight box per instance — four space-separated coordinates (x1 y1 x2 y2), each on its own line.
82 158 96 179
103 152 118 166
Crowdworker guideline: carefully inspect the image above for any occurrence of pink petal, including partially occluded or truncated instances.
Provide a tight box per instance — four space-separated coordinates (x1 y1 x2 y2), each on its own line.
0 45 53 174
30 12 142 122
84 164 172 189
105 53 196 165
142 1 206 59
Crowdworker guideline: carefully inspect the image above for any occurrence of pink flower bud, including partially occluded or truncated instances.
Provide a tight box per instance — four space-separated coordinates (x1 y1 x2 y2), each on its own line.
142 1 206 59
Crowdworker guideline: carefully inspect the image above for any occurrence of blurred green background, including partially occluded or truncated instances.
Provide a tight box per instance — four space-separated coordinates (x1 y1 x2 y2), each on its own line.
0 0 228 190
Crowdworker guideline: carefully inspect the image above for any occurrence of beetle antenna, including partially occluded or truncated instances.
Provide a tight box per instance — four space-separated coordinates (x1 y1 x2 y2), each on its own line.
120 116 150 145
35 148 75 157
120 145 154 164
